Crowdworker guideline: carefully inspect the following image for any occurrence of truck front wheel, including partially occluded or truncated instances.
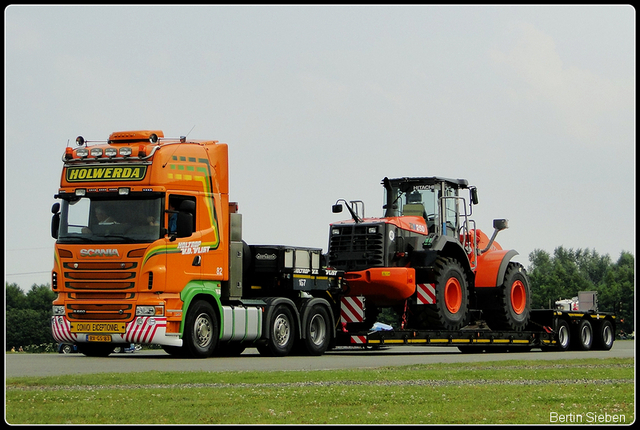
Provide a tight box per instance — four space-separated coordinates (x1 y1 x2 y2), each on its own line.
183 300 219 358
77 343 113 357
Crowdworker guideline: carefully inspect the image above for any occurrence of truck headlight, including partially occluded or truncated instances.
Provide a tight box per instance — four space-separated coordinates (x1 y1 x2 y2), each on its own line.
52 305 65 316
136 305 164 316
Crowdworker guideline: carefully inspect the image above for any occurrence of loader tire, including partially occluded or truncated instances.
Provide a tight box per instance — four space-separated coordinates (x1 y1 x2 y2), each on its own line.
422 257 470 331
488 263 531 331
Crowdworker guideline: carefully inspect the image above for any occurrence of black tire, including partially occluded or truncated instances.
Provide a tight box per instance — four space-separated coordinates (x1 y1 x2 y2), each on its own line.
571 319 593 351
162 345 189 357
183 300 219 358
458 346 484 354
424 257 469 330
489 263 531 331
257 304 296 357
300 305 331 356
76 343 113 357
214 342 247 357
555 319 571 351
60 344 73 354
593 320 614 351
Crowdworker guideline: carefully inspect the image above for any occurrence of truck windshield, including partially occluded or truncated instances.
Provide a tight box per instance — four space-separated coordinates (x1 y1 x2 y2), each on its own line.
57 194 163 243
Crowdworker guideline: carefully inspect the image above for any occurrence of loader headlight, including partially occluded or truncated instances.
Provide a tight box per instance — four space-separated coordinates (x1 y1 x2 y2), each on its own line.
52 305 65 316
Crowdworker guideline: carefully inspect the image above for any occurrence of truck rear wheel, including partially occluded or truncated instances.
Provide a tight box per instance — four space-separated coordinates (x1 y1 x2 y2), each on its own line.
424 257 469 331
258 304 296 357
300 305 331 356
593 320 614 351
183 300 219 358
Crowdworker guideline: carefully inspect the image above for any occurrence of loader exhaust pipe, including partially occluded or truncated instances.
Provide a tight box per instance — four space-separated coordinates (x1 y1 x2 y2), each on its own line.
480 218 509 253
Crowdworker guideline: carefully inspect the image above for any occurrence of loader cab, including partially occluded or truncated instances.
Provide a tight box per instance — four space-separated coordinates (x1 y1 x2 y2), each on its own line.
382 177 472 238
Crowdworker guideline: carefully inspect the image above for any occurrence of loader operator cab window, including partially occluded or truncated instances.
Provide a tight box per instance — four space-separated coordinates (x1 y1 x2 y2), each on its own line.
57 195 163 243
398 186 438 232
384 181 459 236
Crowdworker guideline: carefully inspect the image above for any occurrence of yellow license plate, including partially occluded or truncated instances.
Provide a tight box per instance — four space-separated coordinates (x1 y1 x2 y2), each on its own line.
70 322 126 334
87 335 112 342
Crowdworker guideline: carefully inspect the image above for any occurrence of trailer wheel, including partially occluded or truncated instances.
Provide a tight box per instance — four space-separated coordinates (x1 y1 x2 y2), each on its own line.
572 319 593 351
424 257 469 330
183 300 219 358
300 305 331 356
554 319 571 351
258 304 296 357
593 320 614 351
490 263 531 331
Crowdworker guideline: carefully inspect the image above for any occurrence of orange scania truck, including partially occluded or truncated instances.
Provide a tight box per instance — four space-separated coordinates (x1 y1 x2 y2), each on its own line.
50 130 615 357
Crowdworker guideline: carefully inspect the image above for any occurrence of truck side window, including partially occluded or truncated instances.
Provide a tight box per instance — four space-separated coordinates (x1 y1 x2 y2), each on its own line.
167 195 196 235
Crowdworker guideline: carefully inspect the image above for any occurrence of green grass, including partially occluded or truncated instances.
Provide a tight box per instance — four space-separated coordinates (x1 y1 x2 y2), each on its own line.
6 358 634 424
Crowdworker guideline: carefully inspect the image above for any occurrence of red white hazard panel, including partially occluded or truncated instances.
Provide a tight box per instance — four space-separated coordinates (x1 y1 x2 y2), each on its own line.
123 316 167 344
417 283 436 305
350 335 367 344
341 296 365 323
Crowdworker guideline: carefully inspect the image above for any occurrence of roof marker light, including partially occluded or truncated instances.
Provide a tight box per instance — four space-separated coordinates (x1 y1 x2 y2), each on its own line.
138 145 147 158
90 148 103 157
76 148 89 158
104 147 118 158
65 147 73 160
119 147 132 157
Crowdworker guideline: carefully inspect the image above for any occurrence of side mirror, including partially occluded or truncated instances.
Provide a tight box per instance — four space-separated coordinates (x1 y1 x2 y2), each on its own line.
470 187 478 205
332 204 343 214
51 202 60 239
493 218 509 231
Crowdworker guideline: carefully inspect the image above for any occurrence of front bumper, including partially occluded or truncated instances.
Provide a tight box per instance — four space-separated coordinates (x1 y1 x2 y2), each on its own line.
51 315 182 347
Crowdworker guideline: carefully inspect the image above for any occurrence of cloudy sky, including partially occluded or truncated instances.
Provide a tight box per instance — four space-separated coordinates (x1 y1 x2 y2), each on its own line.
5 5 635 291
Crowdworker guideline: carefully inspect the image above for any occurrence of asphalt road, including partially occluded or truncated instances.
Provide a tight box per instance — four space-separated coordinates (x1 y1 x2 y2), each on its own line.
5 341 634 379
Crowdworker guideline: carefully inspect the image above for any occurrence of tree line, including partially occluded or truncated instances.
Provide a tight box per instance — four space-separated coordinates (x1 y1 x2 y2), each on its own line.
4 247 634 350
6 283 57 351
528 247 634 334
